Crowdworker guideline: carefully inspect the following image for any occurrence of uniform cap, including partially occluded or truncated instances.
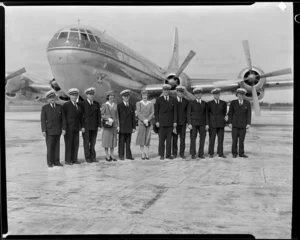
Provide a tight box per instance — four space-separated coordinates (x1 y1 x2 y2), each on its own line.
85 87 96 95
236 88 247 95
211 88 221 94
120 89 131 96
68 88 79 95
162 84 172 90
193 87 203 94
45 89 56 99
176 85 186 92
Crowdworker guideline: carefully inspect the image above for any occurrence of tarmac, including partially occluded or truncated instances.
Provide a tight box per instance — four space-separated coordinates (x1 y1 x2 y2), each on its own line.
4 110 293 238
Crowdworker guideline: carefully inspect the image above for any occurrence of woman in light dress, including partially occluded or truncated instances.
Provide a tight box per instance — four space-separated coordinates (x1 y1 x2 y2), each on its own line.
136 90 155 160
102 91 119 161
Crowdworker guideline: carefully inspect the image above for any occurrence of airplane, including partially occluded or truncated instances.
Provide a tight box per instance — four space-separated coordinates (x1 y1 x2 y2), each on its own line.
6 24 293 116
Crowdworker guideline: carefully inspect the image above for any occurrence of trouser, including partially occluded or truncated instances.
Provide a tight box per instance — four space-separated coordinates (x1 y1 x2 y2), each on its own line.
172 124 186 157
64 130 79 163
208 127 225 155
82 130 98 161
190 125 206 157
158 126 173 157
231 127 247 155
46 135 61 166
118 133 133 159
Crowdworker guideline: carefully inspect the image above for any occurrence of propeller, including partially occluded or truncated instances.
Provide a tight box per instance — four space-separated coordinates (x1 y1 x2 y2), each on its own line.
259 68 292 79
242 40 252 70
174 50 196 78
252 86 261 116
5 67 26 82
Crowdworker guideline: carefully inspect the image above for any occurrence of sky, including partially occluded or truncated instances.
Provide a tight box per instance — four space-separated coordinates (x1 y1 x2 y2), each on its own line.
5 3 293 103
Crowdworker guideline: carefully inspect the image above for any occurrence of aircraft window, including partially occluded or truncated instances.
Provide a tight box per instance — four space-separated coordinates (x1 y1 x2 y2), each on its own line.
53 32 59 39
70 28 79 31
88 34 96 42
69 31 80 40
87 30 92 34
58 31 68 39
79 28 86 32
80 33 88 41
95 36 101 44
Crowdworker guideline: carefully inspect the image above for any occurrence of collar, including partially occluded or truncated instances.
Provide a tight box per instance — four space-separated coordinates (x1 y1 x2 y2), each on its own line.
87 99 93 105
141 100 151 105
177 96 182 102
123 101 129 106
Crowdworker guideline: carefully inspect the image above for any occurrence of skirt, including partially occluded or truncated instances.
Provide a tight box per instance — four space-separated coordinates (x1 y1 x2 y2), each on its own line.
102 126 118 148
136 124 152 147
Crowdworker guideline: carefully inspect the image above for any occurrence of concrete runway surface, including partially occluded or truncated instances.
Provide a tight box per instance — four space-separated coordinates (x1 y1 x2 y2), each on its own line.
4 110 292 238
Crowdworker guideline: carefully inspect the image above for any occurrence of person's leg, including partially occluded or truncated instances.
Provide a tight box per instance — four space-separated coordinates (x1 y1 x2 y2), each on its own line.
83 130 90 162
110 147 115 159
140 146 145 159
190 126 197 156
231 127 238 156
64 132 70 164
217 128 225 156
172 126 179 156
125 133 133 159
118 133 125 159
46 135 52 166
72 131 80 163
90 130 98 161
238 128 247 155
209 128 217 155
166 127 173 158
179 124 186 157
53 135 61 165
198 126 206 157
158 127 166 157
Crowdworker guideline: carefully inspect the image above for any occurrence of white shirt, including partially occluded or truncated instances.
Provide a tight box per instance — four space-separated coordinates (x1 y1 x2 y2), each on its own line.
215 99 219 104
196 99 202 104
239 100 243 105
123 101 129 107
87 99 93 105
164 96 169 101
177 96 182 103
72 101 78 108
50 103 55 108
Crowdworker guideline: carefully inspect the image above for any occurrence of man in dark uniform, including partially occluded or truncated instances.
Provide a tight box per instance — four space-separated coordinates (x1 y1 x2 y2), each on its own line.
41 90 64 167
62 88 84 165
117 89 136 160
155 84 177 160
228 88 251 158
208 88 228 158
81 87 101 163
187 88 209 159
172 85 189 159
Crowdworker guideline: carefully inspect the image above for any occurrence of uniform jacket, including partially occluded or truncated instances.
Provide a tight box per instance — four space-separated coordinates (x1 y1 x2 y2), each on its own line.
207 99 227 128
228 99 251 128
41 103 63 135
155 96 177 127
80 100 101 130
174 97 189 125
187 99 208 126
117 101 136 134
62 101 83 132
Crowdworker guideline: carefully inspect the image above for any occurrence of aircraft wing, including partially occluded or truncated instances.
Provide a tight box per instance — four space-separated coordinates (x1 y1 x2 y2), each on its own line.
264 79 293 90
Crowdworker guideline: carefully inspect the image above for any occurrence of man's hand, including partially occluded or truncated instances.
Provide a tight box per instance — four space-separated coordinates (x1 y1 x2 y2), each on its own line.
188 124 192 130
81 128 85 133
62 130 66 135
117 127 120 133
143 119 148 125
98 127 102 131
156 122 160 128
229 124 232 129
42 132 46 137
246 124 251 129
132 129 136 133
205 125 209 131
173 123 177 128
224 115 228 121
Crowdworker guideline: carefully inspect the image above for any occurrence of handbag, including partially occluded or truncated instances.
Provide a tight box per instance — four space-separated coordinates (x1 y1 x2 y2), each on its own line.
102 104 114 128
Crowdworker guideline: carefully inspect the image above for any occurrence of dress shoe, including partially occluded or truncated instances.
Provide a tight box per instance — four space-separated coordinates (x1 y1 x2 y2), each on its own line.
209 155 214 158
86 159 92 163
92 158 98 162
113 158 117 161
233 154 237 158
65 162 73 165
191 155 196 159
73 161 81 164
166 156 174 160
160 156 164 160
119 157 125 160
239 154 248 158
55 163 63 167
48 164 53 168
127 157 135 160
105 157 112 161
173 155 177 159
145 157 150 160
141 157 145 160
198 155 205 159
180 155 186 159
219 155 227 158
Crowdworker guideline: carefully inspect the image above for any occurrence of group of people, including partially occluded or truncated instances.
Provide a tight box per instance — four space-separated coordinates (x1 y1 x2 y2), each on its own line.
40 84 251 168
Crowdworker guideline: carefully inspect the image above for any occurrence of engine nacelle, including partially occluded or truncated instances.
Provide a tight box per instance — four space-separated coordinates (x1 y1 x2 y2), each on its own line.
164 70 189 90
238 66 266 102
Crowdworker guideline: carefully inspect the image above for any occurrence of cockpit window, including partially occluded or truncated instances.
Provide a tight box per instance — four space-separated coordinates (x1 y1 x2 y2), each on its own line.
70 28 78 31
80 33 88 41
87 30 92 34
69 31 80 40
95 36 101 44
53 32 59 39
58 31 68 39
88 34 96 43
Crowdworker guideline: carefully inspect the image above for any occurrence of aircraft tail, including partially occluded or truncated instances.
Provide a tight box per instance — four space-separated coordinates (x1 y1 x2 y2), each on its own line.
167 28 179 69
